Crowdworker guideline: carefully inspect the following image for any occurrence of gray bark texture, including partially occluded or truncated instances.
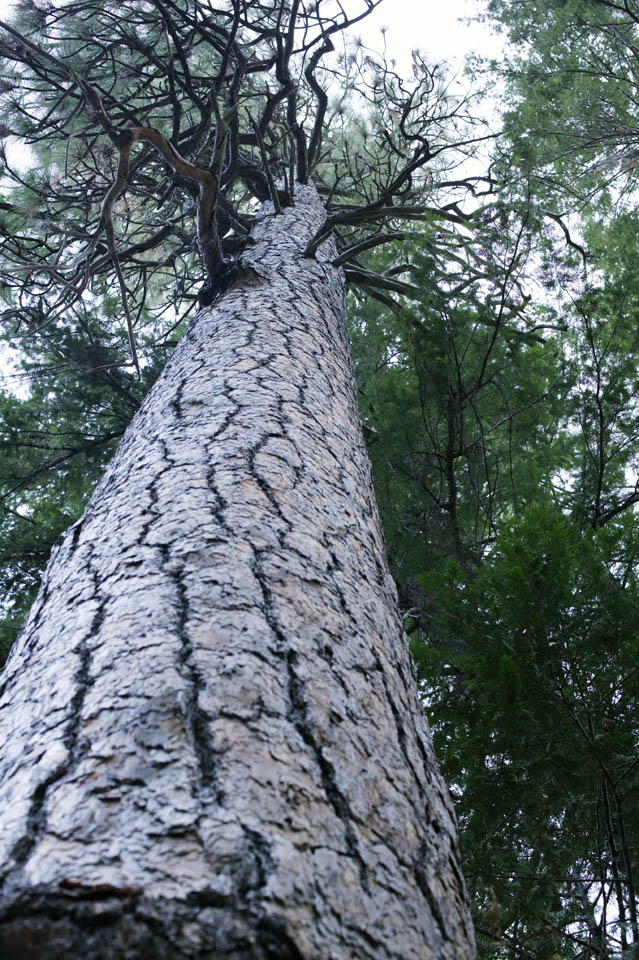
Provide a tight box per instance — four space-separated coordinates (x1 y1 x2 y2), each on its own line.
0 184 475 959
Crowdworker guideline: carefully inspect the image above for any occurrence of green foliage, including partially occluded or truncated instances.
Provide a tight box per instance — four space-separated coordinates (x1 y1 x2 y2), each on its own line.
350 221 566 589
341 1 639 952
485 0 639 207
0 323 161 660
349 61 639 945
421 506 639 955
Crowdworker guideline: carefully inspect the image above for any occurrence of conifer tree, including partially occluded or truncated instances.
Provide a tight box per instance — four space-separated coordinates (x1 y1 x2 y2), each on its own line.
0 2 485 955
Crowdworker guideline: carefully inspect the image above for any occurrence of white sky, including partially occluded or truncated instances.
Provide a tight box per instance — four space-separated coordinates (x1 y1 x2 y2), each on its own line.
361 0 502 66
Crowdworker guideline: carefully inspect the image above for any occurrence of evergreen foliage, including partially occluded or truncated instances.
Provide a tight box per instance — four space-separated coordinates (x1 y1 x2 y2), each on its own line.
354 0 639 952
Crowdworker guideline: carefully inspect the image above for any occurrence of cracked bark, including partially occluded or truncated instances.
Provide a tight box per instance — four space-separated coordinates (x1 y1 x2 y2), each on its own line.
0 185 475 960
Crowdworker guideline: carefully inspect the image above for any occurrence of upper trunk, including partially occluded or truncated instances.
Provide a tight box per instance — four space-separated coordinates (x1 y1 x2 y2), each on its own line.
0 185 474 959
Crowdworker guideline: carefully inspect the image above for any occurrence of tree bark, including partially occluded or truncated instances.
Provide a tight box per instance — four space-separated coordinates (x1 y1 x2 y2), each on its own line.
0 185 475 959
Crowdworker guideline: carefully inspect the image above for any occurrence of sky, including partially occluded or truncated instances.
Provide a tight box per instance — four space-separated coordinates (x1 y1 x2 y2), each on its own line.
360 0 502 66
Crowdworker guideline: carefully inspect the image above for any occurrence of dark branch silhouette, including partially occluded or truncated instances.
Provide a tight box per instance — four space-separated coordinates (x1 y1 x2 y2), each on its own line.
0 0 488 371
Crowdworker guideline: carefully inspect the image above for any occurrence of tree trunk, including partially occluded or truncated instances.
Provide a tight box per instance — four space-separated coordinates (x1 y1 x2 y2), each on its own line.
0 185 475 960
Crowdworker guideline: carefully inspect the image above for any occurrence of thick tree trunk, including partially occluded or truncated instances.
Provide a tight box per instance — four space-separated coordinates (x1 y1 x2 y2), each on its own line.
0 185 475 959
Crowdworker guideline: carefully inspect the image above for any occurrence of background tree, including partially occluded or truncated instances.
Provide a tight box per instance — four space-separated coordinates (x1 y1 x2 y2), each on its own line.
482 0 639 210
353 212 639 957
352 0 639 952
